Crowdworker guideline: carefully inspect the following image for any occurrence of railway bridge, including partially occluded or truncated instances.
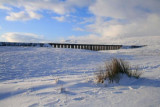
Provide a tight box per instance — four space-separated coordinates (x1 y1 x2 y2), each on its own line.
0 42 144 51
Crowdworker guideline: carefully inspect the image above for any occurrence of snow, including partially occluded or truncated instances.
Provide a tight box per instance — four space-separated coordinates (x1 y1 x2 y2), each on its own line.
0 38 160 107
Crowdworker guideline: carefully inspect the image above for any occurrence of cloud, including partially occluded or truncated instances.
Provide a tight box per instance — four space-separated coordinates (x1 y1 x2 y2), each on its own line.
86 14 160 37
73 27 84 31
67 0 160 44
0 0 94 21
6 11 42 21
52 16 65 22
89 0 160 20
1 0 160 43
78 17 95 24
1 32 48 43
0 4 11 10
83 0 160 39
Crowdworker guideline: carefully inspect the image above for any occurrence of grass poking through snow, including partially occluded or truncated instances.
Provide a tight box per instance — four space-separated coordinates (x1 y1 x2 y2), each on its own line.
95 58 142 84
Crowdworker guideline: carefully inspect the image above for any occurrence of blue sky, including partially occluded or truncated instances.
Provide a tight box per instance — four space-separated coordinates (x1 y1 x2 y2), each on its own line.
0 9 90 39
0 0 160 43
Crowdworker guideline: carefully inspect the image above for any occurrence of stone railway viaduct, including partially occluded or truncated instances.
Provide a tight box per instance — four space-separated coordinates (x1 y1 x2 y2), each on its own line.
0 42 122 51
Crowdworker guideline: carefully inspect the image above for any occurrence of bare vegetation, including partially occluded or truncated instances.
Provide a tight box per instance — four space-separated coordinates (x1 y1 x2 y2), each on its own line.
95 58 142 84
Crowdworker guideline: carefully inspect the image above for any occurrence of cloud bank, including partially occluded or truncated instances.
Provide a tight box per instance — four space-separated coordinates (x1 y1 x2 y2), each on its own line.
0 0 160 43
70 0 160 42
0 0 93 21
1 32 48 43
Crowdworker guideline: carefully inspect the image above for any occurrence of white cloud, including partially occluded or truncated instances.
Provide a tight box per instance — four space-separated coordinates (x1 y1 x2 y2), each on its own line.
89 0 160 20
73 27 84 31
0 0 94 21
52 16 65 22
67 0 160 44
27 11 42 19
1 32 48 43
84 0 160 38
6 11 42 21
86 14 160 38
0 4 11 10
1 0 160 43
79 17 95 24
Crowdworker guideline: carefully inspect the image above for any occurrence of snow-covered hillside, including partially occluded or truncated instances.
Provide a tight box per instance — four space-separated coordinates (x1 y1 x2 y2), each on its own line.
0 40 160 106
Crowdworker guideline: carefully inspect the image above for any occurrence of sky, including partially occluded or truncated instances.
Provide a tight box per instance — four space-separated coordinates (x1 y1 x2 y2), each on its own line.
0 0 160 43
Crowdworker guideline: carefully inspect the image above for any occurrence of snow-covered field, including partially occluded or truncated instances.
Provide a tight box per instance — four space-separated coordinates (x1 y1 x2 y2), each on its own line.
0 39 160 107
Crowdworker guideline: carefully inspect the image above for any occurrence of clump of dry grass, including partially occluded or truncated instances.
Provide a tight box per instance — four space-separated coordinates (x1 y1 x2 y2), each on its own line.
96 58 142 84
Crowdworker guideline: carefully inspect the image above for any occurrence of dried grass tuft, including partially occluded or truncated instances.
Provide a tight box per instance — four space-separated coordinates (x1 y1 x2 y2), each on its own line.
96 58 142 84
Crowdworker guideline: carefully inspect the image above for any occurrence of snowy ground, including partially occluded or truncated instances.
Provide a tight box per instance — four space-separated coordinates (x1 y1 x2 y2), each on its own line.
0 39 160 107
